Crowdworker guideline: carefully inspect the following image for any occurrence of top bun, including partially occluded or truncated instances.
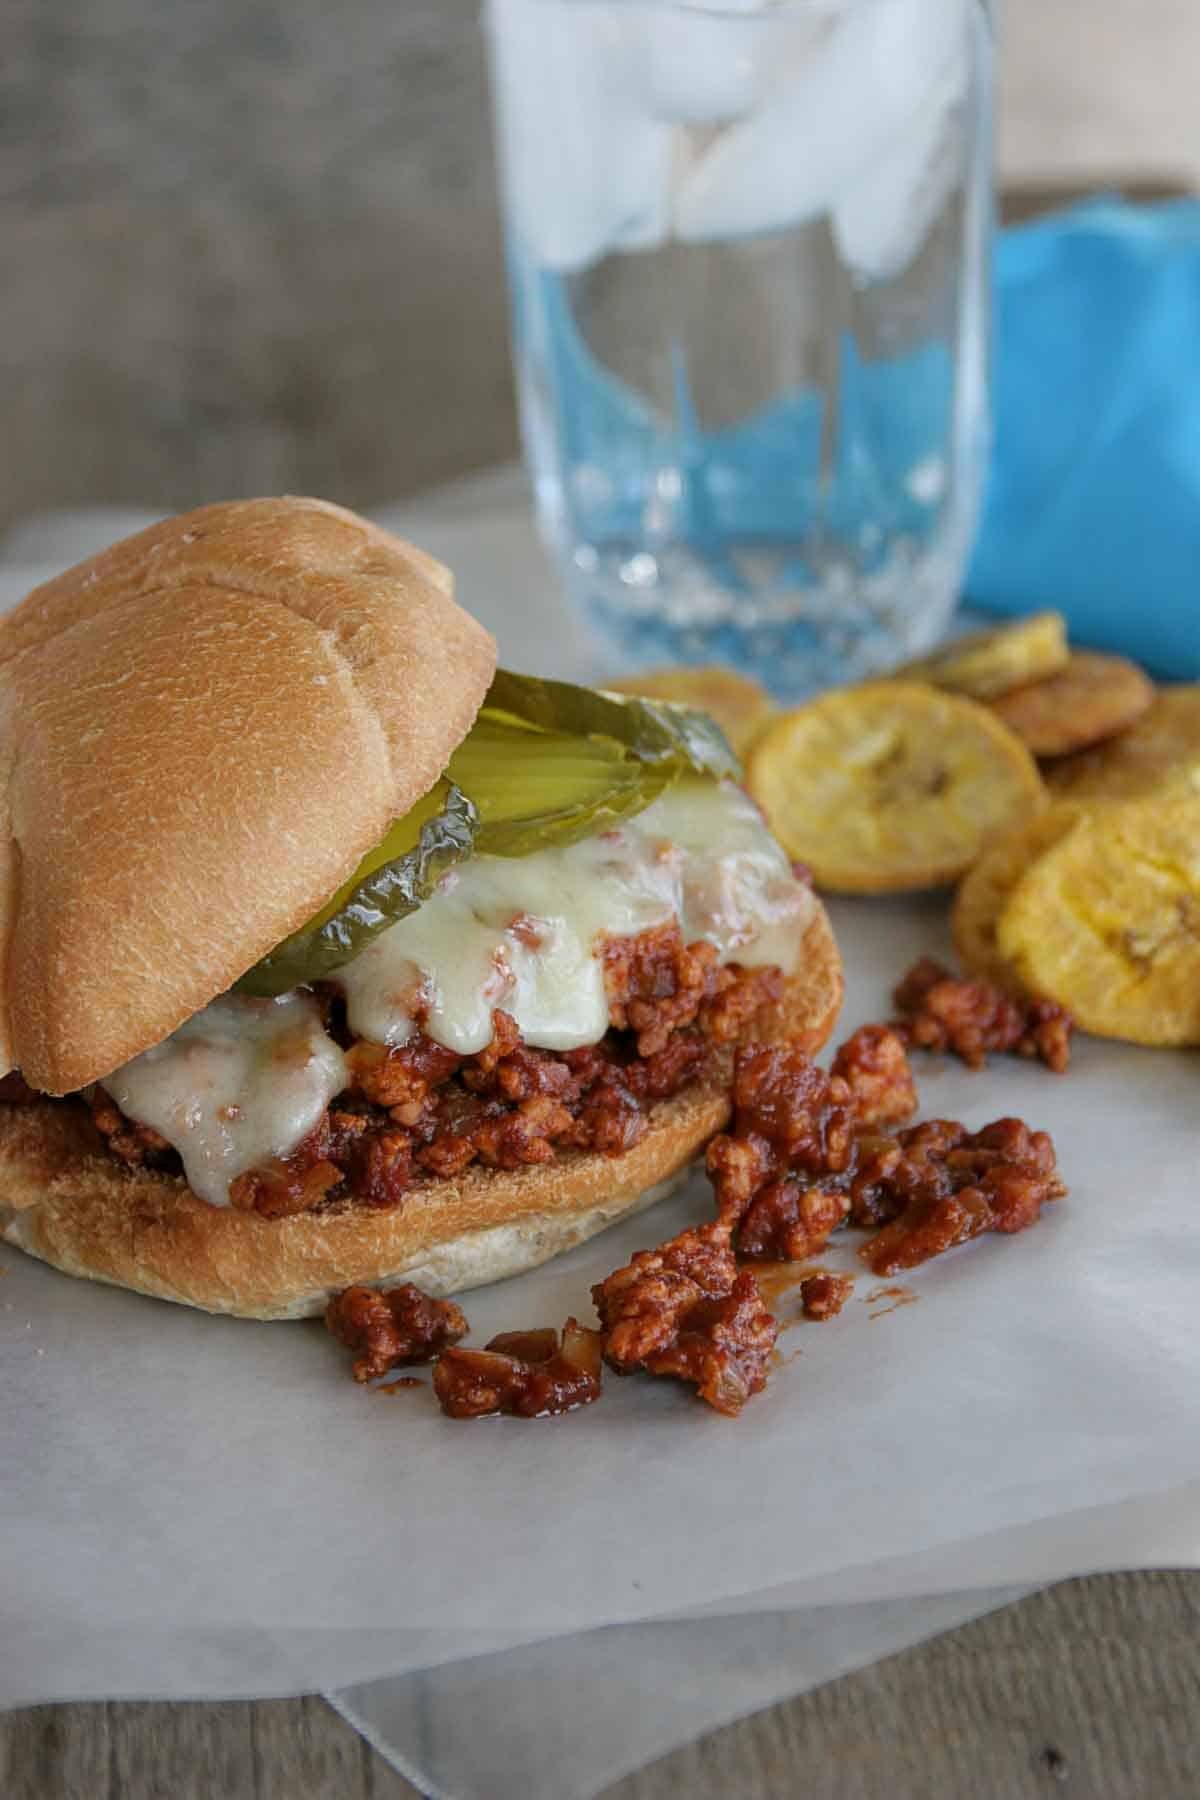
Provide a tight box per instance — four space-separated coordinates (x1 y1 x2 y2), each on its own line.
0 497 497 1094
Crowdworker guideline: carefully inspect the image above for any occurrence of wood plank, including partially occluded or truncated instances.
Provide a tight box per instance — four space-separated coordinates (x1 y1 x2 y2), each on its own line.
0 1703 110 1800
0 1694 422 1800
607 1572 1200 1800
250 1694 418 1800
5 1575 1200 1797
107 1700 256 1800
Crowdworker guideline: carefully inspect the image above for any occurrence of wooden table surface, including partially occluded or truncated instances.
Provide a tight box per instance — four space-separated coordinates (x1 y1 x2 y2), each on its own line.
6 0 1200 1793
5 1572 1200 1798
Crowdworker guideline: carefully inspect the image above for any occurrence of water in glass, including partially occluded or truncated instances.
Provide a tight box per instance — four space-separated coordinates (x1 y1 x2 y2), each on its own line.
485 0 993 693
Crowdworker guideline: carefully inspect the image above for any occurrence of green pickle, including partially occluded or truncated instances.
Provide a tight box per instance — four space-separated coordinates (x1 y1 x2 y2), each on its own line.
238 671 740 994
449 672 737 856
236 781 477 997
448 715 672 856
487 669 739 786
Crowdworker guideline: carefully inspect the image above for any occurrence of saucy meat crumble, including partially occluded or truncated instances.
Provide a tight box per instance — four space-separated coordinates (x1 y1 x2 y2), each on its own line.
799 1272 854 1321
893 957 1073 1073
592 1220 778 1416
325 1003 1066 1420
325 1283 468 1384
857 1117 1066 1276
85 924 779 1219
707 1038 1065 1280
433 1321 603 1419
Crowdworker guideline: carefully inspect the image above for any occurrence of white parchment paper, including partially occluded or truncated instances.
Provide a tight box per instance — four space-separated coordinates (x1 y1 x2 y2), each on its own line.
3 492 1200 1797
4 881 1198 1664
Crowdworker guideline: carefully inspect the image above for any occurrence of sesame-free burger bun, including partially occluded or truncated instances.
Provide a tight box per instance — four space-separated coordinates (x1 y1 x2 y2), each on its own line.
0 498 497 1094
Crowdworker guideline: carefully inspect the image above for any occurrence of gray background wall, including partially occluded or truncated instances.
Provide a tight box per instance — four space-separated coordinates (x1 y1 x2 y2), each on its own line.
4 0 1198 531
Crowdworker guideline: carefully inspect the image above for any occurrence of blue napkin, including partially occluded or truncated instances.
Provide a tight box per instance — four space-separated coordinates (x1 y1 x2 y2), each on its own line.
969 197 1200 678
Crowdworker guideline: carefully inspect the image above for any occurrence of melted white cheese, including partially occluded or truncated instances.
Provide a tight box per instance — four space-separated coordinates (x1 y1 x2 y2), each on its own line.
337 779 811 1054
100 993 348 1209
103 779 812 1207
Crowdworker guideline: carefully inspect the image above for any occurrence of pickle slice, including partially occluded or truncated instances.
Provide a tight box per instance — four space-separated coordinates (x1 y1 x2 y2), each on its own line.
489 669 739 781
447 715 673 857
239 671 740 993
450 669 741 857
605 665 776 756
236 781 477 997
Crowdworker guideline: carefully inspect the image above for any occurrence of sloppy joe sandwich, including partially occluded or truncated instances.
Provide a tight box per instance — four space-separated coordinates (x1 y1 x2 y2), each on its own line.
0 498 841 1318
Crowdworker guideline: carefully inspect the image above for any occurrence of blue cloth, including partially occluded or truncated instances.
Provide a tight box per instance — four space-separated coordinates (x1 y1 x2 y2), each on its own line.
969 198 1200 678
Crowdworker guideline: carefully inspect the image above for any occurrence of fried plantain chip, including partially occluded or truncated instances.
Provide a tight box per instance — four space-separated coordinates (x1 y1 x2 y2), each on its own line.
989 651 1154 756
952 806 1087 990
1045 683 1200 802
892 611 1068 700
604 665 775 757
996 792 1200 1045
746 682 1045 893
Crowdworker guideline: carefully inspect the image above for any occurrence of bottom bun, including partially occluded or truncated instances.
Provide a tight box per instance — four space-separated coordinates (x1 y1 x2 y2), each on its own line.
0 906 841 1320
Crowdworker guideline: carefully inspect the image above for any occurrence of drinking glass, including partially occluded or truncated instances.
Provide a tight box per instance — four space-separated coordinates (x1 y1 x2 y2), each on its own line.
485 0 994 693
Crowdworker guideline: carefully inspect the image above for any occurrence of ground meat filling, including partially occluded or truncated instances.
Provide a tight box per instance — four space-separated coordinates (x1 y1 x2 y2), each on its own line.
704 1026 919 1262
707 1038 1066 1277
892 957 1074 1073
433 1321 604 1419
89 1090 173 1167
81 923 783 1219
322 1021 1066 1421
830 1023 919 1128
325 1283 468 1383
603 923 783 1055
592 1219 779 1416
799 1272 854 1321
855 1116 1066 1275
0 1072 44 1105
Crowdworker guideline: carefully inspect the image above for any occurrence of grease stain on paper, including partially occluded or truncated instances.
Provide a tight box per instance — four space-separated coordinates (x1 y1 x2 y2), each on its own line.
866 1284 918 1320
